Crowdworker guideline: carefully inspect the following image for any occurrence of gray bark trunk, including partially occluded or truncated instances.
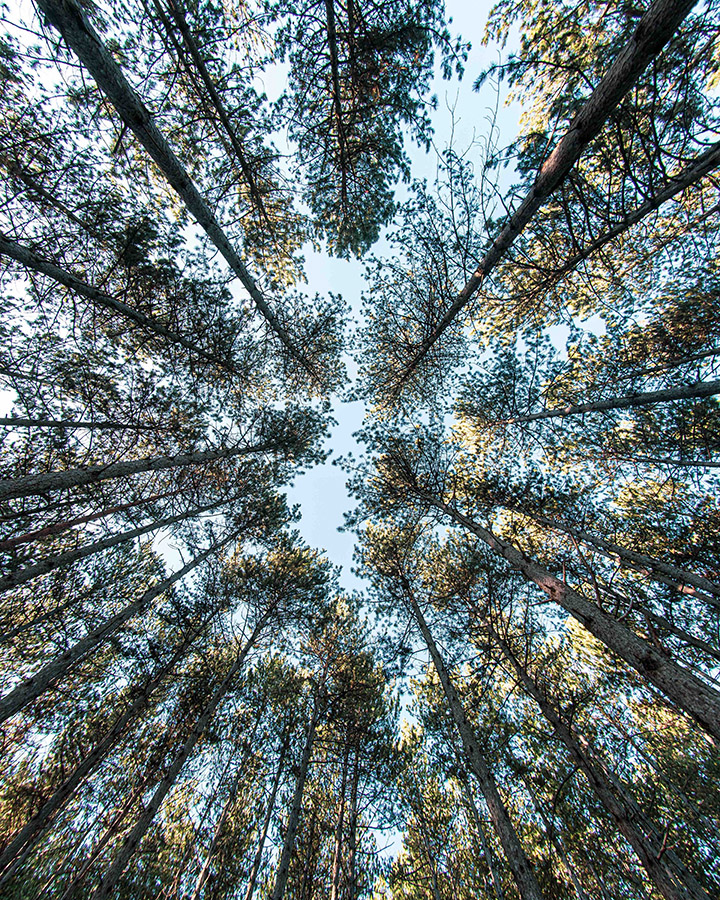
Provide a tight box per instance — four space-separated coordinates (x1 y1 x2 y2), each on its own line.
0 498 226 593
496 380 720 426
0 234 237 374
329 738 350 900
0 440 276 502
270 687 323 900
89 612 268 900
458 774 505 900
493 629 712 900
403 581 544 900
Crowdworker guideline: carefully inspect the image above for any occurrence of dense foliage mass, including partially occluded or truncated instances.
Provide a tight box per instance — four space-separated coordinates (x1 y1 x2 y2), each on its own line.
1 0 719 897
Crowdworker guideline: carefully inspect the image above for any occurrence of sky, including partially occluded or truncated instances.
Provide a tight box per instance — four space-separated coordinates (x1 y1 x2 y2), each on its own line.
286 0 522 594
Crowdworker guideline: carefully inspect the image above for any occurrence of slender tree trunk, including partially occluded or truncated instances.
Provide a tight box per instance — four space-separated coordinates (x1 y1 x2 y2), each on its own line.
346 740 361 900
0 498 229 593
533 141 720 295
0 234 237 374
458 774 505 900
0 529 236 723
270 683 324 900
0 488 178 550
0 416 165 432
330 737 350 900
395 0 698 388
155 0 272 228
0 440 279 502
402 579 545 900
494 380 720 426
419 492 720 743
243 731 290 900
34 0 311 374
412 782 443 900
491 628 712 900
89 611 269 900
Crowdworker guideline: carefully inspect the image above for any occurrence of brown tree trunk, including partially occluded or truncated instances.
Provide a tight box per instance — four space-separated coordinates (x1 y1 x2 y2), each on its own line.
458 773 505 900
346 740 361 900
330 737 350 900
491 627 712 900
395 0 698 388
402 579 545 900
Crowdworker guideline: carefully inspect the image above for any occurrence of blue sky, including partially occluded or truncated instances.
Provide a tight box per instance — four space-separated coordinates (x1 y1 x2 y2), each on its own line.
286 0 522 592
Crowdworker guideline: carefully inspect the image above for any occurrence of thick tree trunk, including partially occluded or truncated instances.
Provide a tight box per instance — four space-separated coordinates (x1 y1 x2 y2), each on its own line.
492 628 712 900
243 731 290 900
0 234 237 374
0 497 229 593
421 493 720 743
494 380 720 426
402 580 545 900
34 0 311 374
270 686 324 900
89 612 269 900
0 530 236 723
0 440 278 502
395 0 698 388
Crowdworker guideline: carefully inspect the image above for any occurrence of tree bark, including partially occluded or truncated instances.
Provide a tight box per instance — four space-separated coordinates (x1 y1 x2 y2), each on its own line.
458 774 505 900
492 628 712 900
394 0 699 390
329 736 350 900
34 0 312 375
0 497 229 593
346 740 361 900
0 530 236 723
243 730 290 900
0 618 207 884
420 492 720 743
402 579 545 900
492 379 720 426
270 684 324 900
0 440 279 502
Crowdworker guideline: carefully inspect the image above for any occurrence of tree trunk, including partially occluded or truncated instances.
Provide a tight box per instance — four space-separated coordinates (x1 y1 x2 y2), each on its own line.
346 740 361 900
395 0 698 388
0 488 178 550
329 737 350 900
0 620 205 883
89 611 269 900
494 380 720 426
402 578 545 900
421 492 720 743
0 440 279 502
492 628 712 900
458 774 505 900
0 529 236 723
243 730 290 900
411 782 443 900
270 684 324 900
509 507 720 608
0 234 237 374
0 497 229 593
34 0 311 375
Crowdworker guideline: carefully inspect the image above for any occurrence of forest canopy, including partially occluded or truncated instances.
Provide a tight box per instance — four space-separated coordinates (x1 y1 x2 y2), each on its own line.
1 0 719 898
